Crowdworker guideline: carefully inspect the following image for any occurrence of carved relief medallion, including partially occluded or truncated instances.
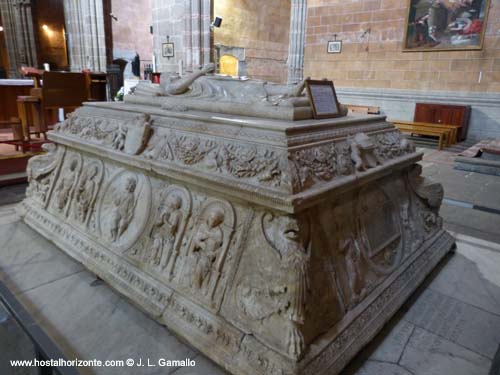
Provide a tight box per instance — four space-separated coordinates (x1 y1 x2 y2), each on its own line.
97 171 152 251
357 185 404 275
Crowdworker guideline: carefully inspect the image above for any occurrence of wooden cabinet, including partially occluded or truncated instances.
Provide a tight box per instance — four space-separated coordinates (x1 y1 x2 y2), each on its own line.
414 103 471 141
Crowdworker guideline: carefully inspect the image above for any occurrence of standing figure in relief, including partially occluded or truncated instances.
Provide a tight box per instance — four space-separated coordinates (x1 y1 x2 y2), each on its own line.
336 217 366 309
150 195 182 268
109 177 137 241
111 124 127 151
75 165 99 222
56 158 79 211
191 208 225 292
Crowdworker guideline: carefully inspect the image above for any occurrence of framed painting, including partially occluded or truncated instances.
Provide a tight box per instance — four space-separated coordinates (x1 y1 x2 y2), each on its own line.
305 79 342 119
327 40 342 54
403 0 491 52
162 42 175 58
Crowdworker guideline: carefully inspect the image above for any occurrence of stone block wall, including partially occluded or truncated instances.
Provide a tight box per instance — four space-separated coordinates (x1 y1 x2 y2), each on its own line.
214 0 291 83
111 0 153 75
305 0 500 139
305 0 500 93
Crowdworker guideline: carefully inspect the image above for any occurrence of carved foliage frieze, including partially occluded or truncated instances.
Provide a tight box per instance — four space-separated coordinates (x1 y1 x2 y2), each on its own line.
55 113 152 155
143 129 289 190
290 131 415 191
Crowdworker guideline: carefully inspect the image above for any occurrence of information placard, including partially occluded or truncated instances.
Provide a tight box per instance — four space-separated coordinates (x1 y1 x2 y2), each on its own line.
305 79 341 119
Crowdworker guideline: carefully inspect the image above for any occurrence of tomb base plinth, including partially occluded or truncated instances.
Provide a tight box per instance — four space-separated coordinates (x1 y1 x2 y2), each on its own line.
20 101 454 375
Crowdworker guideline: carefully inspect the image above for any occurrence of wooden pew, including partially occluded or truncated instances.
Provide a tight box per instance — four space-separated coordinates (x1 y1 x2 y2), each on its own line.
392 122 450 150
346 104 380 115
391 119 461 145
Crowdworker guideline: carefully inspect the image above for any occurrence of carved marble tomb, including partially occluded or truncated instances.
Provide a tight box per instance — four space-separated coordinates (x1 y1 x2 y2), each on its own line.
20 69 455 375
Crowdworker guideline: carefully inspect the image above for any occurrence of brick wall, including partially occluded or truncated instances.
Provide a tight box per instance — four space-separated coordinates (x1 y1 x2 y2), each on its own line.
305 0 500 93
214 0 291 82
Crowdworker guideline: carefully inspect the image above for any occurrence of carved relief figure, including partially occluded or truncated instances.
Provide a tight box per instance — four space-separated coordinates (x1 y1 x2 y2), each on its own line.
349 133 384 171
183 199 235 303
407 164 444 234
111 124 127 151
109 177 137 241
339 226 366 308
149 194 182 268
55 157 80 213
26 143 63 205
332 206 367 310
74 163 102 223
262 213 311 360
191 207 225 292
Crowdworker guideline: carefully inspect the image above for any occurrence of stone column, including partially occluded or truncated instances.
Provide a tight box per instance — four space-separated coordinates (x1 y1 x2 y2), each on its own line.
63 0 107 72
0 0 38 78
184 0 211 72
287 0 307 84
152 0 211 74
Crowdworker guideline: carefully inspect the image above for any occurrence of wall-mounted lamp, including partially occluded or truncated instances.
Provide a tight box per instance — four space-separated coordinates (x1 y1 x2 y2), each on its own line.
0 26 4 32
42 24 49 31
211 16 222 29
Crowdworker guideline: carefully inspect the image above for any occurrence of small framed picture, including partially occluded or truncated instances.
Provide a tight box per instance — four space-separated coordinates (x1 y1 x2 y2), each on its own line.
162 42 175 58
305 79 342 119
327 40 342 54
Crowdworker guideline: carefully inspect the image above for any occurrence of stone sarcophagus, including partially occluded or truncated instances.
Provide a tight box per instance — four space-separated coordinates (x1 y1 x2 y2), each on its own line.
20 71 454 375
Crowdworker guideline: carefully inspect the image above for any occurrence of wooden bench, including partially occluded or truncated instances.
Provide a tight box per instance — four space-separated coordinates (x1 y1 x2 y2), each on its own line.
391 120 461 145
391 122 450 150
346 104 380 115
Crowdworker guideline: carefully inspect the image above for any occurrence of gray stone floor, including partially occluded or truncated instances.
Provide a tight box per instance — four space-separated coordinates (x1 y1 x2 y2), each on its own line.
1 148 500 375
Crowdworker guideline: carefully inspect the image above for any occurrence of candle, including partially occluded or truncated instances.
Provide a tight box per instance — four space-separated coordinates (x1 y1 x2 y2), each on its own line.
178 60 183 76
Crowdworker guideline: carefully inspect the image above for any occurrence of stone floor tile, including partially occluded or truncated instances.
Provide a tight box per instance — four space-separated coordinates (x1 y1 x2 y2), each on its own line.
0 303 37 375
367 319 415 364
399 327 491 375
426 239 500 316
0 220 84 294
353 360 414 375
441 204 500 243
170 354 227 375
15 270 199 375
402 288 500 359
